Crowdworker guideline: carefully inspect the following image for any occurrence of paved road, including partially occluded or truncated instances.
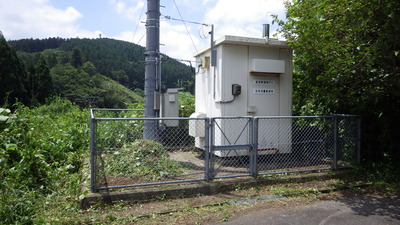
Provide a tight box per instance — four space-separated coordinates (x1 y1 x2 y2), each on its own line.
220 195 400 225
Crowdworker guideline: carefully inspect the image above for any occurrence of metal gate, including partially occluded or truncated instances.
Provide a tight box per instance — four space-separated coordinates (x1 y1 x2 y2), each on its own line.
208 117 256 179
207 115 361 180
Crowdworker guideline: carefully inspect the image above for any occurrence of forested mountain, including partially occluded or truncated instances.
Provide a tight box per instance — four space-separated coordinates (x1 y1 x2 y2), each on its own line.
9 37 194 91
2 36 194 108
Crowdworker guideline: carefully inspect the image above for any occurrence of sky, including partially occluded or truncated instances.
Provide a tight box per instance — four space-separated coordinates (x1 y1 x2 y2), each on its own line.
0 0 287 61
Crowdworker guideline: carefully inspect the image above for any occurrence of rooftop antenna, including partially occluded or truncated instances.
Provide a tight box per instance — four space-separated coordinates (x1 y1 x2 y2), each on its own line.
143 0 160 140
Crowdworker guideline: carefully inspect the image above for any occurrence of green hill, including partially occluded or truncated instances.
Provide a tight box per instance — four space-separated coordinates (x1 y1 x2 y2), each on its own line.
4 37 194 108
50 62 143 108
9 37 195 91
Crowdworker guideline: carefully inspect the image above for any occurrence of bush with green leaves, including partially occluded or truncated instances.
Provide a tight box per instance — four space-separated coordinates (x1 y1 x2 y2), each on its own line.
0 97 89 224
104 139 183 180
178 92 195 118
274 0 400 162
0 108 16 130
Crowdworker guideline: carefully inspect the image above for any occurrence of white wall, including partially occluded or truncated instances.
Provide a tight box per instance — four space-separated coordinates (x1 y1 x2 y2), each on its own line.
192 36 293 154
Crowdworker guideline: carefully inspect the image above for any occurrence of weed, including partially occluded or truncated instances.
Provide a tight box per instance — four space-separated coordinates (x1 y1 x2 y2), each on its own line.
269 185 292 196
234 183 244 191
150 211 158 218
105 214 117 221
127 214 139 223
327 171 336 177
0 98 90 224
195 193 204 198
156 193 169 201
113 200 131 209
219 217 229 222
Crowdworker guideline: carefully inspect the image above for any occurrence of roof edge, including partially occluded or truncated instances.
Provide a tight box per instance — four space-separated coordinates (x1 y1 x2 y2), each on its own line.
194 35 289 57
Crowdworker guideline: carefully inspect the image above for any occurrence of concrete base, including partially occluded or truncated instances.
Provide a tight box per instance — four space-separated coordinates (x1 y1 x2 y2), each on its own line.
80 171 344 209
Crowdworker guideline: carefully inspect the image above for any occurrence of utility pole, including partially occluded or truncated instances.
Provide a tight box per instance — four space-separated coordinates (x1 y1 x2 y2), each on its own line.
143 0 160 140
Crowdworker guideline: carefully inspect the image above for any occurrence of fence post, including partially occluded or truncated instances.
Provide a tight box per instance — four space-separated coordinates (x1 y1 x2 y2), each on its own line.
90 117 97 193
357 116 361 164
204 118 210 182
251 117 258 177
333 115 339 169
209 118 215 181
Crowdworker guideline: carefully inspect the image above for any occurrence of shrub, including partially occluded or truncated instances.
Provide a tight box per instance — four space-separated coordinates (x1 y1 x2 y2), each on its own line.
0 97 89 224
178 92 195 118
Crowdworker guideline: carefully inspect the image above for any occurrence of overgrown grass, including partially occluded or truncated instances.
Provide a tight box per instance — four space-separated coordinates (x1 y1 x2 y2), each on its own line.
0 97 89 224
104 139 183 180
1 95 399 224
352 159 400 191
0 96 191 224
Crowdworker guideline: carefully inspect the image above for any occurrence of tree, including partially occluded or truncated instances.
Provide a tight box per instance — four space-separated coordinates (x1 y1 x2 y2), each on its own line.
0 32 29 106
111 70 129 85
274 0 400 161
46 52 58 69
71 47 82 68
27 63 38 105
82 61 97 76
35 55 54 103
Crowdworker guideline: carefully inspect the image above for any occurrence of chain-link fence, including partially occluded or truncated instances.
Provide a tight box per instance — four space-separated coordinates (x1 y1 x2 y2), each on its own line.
90 110 360 192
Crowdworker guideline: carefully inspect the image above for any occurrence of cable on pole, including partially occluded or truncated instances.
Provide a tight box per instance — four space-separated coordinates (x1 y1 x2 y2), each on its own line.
171 0 200 54
133 1 146 44
163 15 209 26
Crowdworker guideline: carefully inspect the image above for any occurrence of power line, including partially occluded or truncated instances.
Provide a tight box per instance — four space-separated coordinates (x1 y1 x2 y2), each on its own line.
163 15 209 26
167 56 201 64
137 33 145 45
162 14 211 41
199 24 209 39
172 0 199 54
133 1 146 44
